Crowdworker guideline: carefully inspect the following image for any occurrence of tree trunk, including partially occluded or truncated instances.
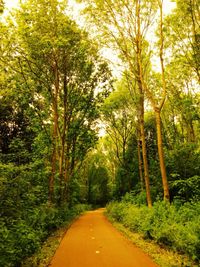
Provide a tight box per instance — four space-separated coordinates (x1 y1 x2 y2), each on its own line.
63 143 70 202
58 137 65 204
135 0 152 208
140 112 152 207
58 72 68 204
155 110 170 201
137 129 144 191
49 102 58 203
49 61 59 203
138 87 152 207
189 121 195 142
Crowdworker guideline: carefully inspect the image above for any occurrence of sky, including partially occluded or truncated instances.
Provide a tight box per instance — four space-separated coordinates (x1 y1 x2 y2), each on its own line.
4 0 72 8
4 0 18 9
4 0 176 13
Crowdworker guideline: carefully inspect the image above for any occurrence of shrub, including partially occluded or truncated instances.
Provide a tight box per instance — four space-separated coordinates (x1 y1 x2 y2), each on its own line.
123 191 147 206
106 198 200 261
0 203 90 267
106 201 127 222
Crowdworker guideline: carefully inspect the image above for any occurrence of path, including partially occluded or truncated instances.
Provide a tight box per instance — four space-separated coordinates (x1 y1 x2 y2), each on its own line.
49 208 158 267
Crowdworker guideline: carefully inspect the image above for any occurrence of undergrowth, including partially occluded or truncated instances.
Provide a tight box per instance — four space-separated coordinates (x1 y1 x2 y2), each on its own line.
106 193 200 265
0 203 91 267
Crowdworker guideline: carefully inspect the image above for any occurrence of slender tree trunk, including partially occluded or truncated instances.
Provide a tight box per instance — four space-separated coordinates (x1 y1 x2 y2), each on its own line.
49 151 56 203
49 100 58 203
183 119 196 143
140 103 152 207
155 110 170 201
138 83 152 207
137 129 144 191
157 0 170 202
189 121 195 142
63 143 70 201
49 61 59 203
58 137 65 203
58 71 68 204
135 0 152 207
70 136 77 174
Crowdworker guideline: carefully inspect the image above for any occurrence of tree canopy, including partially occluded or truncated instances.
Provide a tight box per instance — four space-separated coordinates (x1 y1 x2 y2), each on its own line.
0 0 199 266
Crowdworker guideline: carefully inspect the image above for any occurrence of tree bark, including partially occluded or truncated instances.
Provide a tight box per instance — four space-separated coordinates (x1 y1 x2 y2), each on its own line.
63 143 70 201
137 131 144 191
49 98 58 203
58 71 68 203
157 0 170 201
155 110 170 201
49 61 59 203
135 0 152 207
140 101 152 207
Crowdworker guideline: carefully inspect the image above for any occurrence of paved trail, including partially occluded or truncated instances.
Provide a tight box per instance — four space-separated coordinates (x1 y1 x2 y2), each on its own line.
49 209 158 267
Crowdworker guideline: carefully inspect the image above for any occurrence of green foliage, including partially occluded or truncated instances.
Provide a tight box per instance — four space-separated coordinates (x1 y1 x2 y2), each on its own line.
165 143 200 202
106 198 200 261
171 176 200 202
0 202 90 267
1 0 112 264
1 0 200 265
0 136 90 267
81 149 111 206
122 191 147 206
167 143 200 179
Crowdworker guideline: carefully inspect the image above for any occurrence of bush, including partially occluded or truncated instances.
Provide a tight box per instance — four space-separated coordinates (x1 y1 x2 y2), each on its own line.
106 197 200 261
106 201 127 222
0 203 90 267
122 191 147 206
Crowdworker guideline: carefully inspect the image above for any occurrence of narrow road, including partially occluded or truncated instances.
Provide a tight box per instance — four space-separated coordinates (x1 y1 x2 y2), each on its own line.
49 209 158 267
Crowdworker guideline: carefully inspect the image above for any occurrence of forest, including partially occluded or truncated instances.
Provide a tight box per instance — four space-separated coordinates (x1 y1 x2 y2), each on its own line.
0 0 199 266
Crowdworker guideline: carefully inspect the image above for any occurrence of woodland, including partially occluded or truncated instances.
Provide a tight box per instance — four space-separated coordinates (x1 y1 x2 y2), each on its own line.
0 0 200 266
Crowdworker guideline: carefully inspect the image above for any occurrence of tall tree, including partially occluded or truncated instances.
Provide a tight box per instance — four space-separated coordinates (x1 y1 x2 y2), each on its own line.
141 0 170 201
163 0 200 145
1 0 112 203
78 0 157 207
102 82 137 194
165 0 200 83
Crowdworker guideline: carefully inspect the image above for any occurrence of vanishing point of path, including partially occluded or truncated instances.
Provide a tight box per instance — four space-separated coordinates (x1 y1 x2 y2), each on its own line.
49 209 158 267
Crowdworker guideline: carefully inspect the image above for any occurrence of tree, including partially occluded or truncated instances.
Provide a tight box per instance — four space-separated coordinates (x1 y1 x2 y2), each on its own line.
165 0 200 83
78 0 174 203
80 147 111 205
102 82 135 168
1 0 112 203
78 0 158 207
139 0 170 201
162 0 200 147
0 1 113 264
101 81 139 195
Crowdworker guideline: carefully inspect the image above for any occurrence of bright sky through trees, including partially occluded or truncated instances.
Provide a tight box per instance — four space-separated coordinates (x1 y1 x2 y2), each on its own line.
3 0 176 75
4 0 176 14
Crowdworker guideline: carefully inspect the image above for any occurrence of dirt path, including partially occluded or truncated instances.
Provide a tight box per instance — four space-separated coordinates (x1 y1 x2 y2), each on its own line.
49 208 158 267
